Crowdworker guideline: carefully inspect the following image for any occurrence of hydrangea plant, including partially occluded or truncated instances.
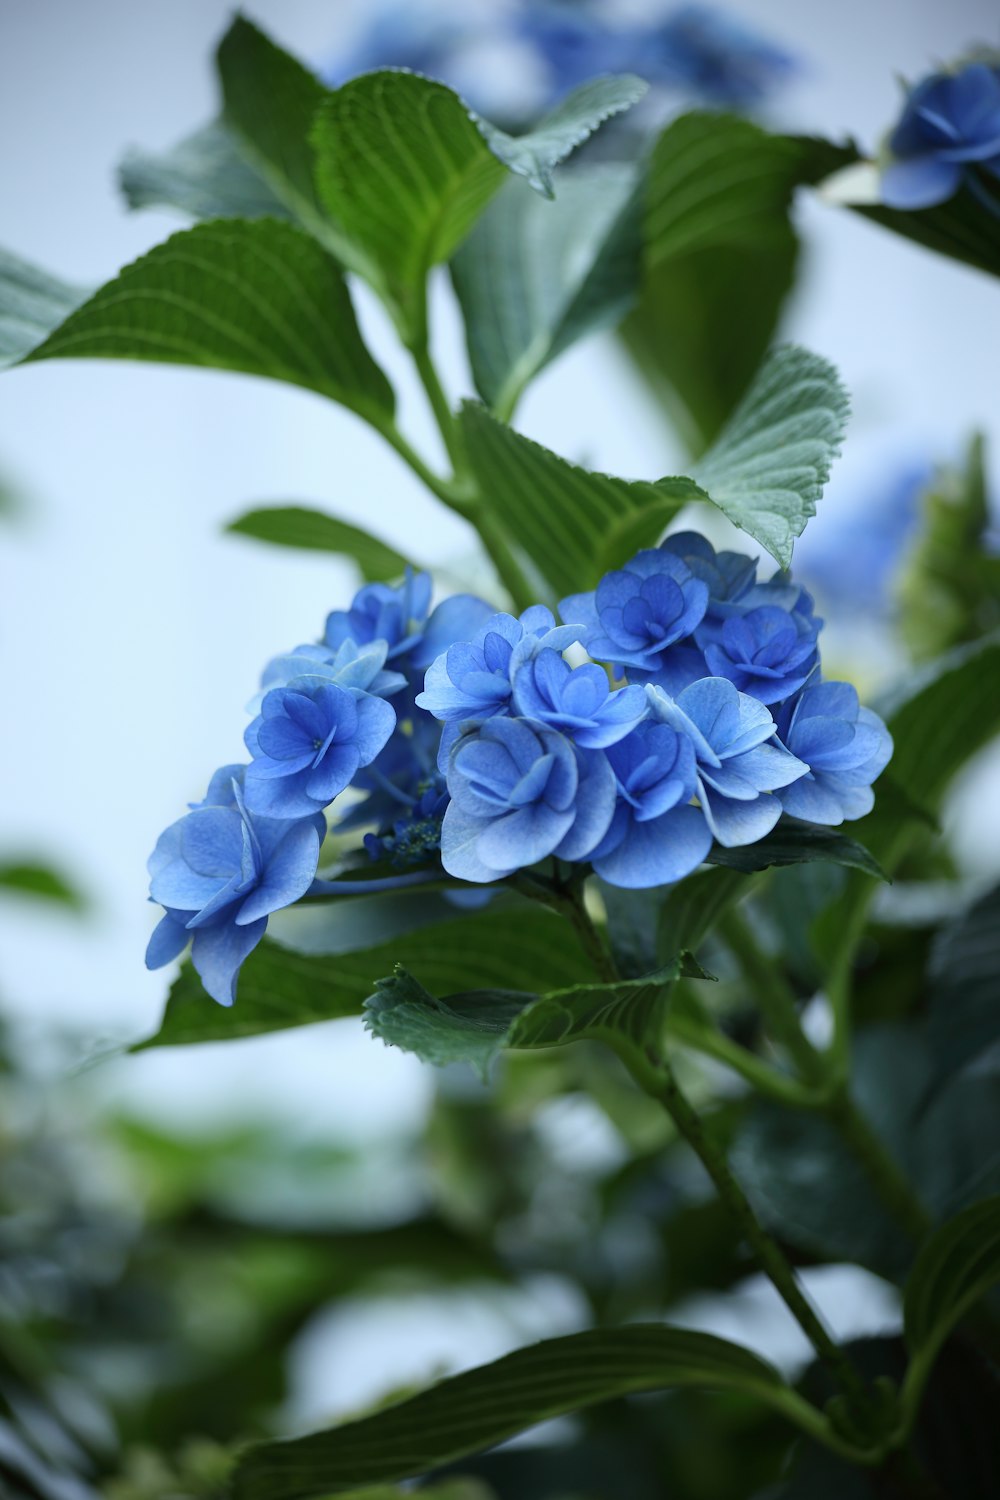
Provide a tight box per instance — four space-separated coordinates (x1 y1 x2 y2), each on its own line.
4 14 1000 1500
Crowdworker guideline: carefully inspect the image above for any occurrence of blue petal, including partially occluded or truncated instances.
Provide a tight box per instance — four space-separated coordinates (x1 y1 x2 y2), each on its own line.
191 916 268 1006
477 802 574 871
145 910 193 969
593 803 712 889
700 784 782 847
352 692 397 764
411 593 494 669
439 803 505 883
881 155 961 208
554 749 617 860
235 818 321 925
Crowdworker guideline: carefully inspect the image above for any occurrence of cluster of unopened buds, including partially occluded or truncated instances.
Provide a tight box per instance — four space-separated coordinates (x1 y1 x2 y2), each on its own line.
146 534 891 1004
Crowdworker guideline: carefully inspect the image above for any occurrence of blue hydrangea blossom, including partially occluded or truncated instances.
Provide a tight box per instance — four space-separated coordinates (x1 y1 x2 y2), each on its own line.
511 649 647 748
775 682 893 824
416 606 579 730
587 722 711 889
146 772 322 1005
560 551 709 674
882 60 1000 209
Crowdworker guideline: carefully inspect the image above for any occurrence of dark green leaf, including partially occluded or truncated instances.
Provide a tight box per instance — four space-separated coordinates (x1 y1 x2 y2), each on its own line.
230 1324 785 1498
854 178 1000 283
458 402 702 598
365 959 690 1081
119 120 289 222
656 866 751 961
475 75 647 197
136 906 591 1051
226 506 411 578
313 71 508 341
927 884 1000 1089
706 821 885 880
690 345 849 569
625 112 847 453
0 245 90 369
451 164 642 418
22 219 394 421
0 860 85 910
904 1195 1000 1356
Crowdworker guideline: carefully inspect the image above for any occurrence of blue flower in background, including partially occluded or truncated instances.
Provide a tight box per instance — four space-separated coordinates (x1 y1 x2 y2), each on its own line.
512 648 647 748
560 549 709 674
440 716 616 882
636 4 796 107
417 606 580 728
587 720 710 888
146 772 322 1005
775 681 893 824
882 60 1000 209
244 679 395 819
648 678 806 846
515 3 623 94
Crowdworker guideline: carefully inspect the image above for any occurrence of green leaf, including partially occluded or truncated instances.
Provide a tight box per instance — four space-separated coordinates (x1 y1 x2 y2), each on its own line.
0 860 85 910
21 219 395 421
904 1196 1000 1358
451 164 642 418
136 906 591 1051
706 822 886 880
313 71 508 342
0 245 91 368
474 74 648 198
656 866 752 961
230 1324 786 1498
853 177 1000 284
926 884 1000 1089
625 113 847 453
365 958 692 1081
216 15 356 263
120 120 290 222
226 506 411 578
897 435 1000 663
458 402 702 598
691 345 849 569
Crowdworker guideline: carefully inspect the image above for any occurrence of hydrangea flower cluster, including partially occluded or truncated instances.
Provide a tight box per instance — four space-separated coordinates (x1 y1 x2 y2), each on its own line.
147 538 891 1004
881 57 1000 209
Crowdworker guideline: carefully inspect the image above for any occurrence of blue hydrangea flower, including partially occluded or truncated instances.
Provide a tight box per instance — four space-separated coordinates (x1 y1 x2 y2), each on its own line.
660 530 759 614
587 721 711 888
882 60 1000 209
512 648 647 748
364 776 450 868
693 599 820 706
515 4 623 94
244 679 396 819
257 637 406 711
440 717 616 883
647 679 807 846
560 550 709 674
417 606 580 727
323 569 491 670
636 5 796 107
146 772 322 1005
775 682 893 824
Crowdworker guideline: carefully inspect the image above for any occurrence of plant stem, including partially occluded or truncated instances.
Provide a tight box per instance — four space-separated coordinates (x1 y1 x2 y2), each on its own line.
621 1042 872 1411
372 414 473 514
718 906 828 1085
666 1009 826 1110
411 340 466 476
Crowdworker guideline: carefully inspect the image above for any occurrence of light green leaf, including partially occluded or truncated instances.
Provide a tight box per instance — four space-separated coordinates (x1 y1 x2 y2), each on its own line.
0 860 86 911
691 345 849 568
231 1324 787 1498
0 246 91 369
624 113 846 453
226 506 411 579
119 120 289 222
313 71 508 342
136 906 591 1051
451 164 642 419
21 219 394 421
706 822 886 881
365 959 698 1081
458 402 702 598
904 1196 1000 1357
475 74 647 198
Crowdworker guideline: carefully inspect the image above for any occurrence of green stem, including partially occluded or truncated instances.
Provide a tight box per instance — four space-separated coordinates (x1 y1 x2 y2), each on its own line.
621 1042 873 1412
666 1009 826 1110
372 414 473 514
718 906 828 1085
411 340 466 476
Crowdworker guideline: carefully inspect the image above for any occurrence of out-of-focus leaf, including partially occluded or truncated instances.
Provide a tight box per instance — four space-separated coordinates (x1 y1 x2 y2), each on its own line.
903 1195 1000 1358
230 1324 787 1498
926 884 1000 1090
897 435 1000 662
136 906 591 1050
706 822 885 880
0 860 86 910
225 506 411 578
0 245 90 369
119 120 289 222
625 112 847 453
451 164 642 419
22 220 395 422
